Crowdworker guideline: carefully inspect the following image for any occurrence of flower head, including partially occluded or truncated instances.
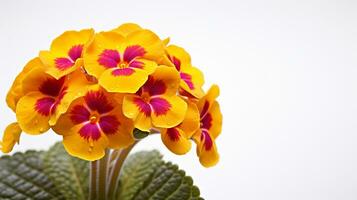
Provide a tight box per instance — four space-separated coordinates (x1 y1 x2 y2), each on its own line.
193 85 222 167
16 65 91 134
40 29 94 79
53 88 134 160
2 23 223 167
161 100 200 155
123 66 187 131
162 45 205 98
84 29 165 93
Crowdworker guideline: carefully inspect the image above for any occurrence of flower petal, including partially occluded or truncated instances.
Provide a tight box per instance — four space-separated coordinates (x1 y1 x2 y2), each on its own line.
194 130 220 168
179 66 205 98
0 123 22 153
142 65 181 96
151 95 187 128
179 101 200 138
62 127 109 161
161 127 192 155
99 68 149 93
111 23 142 36
126 30 165 61
16 92 51 134
123 95 152 131
6 58 44 111
166 45 191 69
197 84 220 116
101 107 135 149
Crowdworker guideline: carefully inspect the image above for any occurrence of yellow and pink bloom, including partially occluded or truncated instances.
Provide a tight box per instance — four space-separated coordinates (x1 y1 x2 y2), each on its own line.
122 66 187 131
83 29 165 93
53 89 134 160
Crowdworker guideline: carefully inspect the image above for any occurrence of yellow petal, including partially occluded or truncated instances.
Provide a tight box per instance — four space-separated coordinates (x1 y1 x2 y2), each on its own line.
179 66 205 98
161 127 192 155
16 92 51 135
111 23 142 36
194 130 220 168
197 84 220 112
49 70 93 126
162 37 170 46
0 123 22 153
166 45 191 65
151 95 187 128
62 127 109 161
122 95 152 131
50 29 94 56
104 107 135 149
150 65 181 96
126 30 165 61
208 101 223 139
179 100 200 138
6 58 45 111
99 68 149 93
21 67 50 94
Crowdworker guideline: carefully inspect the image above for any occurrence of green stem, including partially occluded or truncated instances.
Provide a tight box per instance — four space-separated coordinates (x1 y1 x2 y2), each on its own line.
89 161 98 200
90 149 110 200
107 142 138 199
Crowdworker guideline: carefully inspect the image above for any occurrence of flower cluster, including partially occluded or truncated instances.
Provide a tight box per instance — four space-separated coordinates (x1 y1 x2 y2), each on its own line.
0 23 222 167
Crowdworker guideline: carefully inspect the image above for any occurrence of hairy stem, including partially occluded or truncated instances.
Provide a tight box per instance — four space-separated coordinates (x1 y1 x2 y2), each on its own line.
107 142 138 199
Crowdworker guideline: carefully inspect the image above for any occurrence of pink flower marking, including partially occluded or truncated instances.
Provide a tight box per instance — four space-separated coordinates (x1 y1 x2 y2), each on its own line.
98 49 121 68
167 128 180 141
123 45 146 62
84 91 114 114
55 45 83 70
150 97 171 116
112 68 134 76
79 123 101 140
180 72 195 90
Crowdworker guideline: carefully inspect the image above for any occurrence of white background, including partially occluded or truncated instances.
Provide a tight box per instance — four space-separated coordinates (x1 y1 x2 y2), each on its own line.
1 0 357 199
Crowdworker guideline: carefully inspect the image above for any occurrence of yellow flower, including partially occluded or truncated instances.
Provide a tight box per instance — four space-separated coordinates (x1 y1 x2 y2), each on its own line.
161 45 205 98
83 29 165 93
111 23 143 36
0 123 22 153
16 65 91 134
192 85 222 167
161 100 200 155
6 57 44 112
123 66 187 131
39 29 94 79
53 88 135 161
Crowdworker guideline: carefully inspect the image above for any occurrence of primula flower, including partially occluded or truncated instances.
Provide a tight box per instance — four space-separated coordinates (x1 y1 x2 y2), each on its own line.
123 66 187 131
83 29 165 93
16 65 91 134
6 58 43 112
161 101 200 155
0 123 22 153
40 29 94 79
53 89 135 161
162 45 205 98
193 85 222 167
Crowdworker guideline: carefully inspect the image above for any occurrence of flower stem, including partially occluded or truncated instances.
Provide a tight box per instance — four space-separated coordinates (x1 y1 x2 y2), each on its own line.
107 142 138 199
89 161 98 200
90 149 110 200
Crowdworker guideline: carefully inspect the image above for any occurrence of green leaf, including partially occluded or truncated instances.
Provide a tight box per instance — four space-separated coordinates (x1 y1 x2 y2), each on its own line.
118 151 203 200
0 150 64 200
43 142 90 200
133 128 150 139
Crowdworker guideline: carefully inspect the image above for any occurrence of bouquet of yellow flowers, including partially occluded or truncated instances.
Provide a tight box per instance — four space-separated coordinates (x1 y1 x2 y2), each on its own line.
0 23 222 200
